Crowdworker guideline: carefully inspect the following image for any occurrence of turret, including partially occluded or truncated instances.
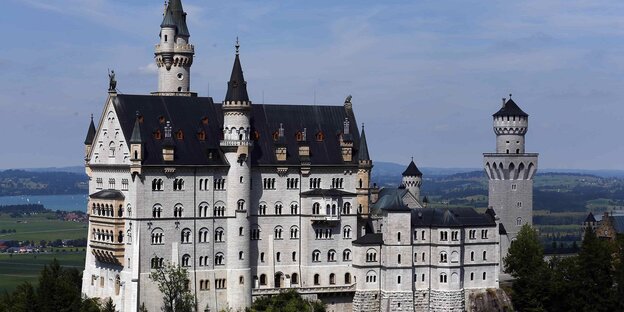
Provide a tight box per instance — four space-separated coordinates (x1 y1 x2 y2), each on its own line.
493 95 528 154
154 0 195 96
357 124 372 215
84 115 96 162
401 159 422 200
130 113 143 176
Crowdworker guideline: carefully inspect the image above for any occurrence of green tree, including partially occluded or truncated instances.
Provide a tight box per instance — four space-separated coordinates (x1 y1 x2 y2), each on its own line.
548 256 580 312
101 298 116 312
504 224 550 312
575 227 616 311
246 290 325 312
149 262 196 312
37 259 83 312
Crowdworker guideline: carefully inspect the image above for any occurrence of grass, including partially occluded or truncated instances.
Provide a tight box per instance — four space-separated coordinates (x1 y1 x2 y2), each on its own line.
0 213 87 241
0 252 86 292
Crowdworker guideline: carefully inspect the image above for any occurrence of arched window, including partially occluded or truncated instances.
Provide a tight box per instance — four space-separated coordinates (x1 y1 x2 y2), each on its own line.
291 273 299 284
440 273 447 283
198 228 209 243
328 250 336 262
470 251 475 261
366 271 377 283
440 251 448 263
250 225 261 240
345 272 352 284
198 202 209 218
215 253 224 265
398 254 401 264
516 217 522 226
314 274 320 285
290 226 299 239
260 274 267 285
366 249 377 262
173 204 183 218
290 203 298 214
342 202 351 215
274 203 283 215
343 226 352 239
239 251 244 260
258 203 267 215
312 250 321 262
215 228 225 242
181 254 190 267
329 273 336 285
343 249 352 261
483 251 487 261
181 228 192 244
483 272 487 280
276 252 281 262
152 204 162 218
274 226 283 239
237 199 245 211
151 228 164 245
312 202 320 215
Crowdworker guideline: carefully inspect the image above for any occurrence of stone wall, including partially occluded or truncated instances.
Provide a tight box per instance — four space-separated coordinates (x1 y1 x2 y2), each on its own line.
353 291 380 312
413 290 429 312
429 289 465 312
381 291 414 312
466 288 513 312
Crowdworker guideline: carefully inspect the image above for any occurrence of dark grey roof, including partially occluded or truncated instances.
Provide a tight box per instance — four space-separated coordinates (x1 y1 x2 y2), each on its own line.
493 99 528 117
224 54 249 102
130 117 142 144
609 215 624 233
411 207 496 228
89 189 125 200
499 223 507 235
402 160 423 177
373 188 410 212
300 189 356 197
353 233 383 245
160 7 176 28
112 95 363 166
584 212 596 223
358 126 370 161
84 116 96 145
163 0 190 37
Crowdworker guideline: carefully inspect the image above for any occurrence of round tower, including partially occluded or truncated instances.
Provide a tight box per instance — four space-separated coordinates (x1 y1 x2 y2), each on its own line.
493 95 528 154
154 0 195 95
220 40 252 310
401 159 422 200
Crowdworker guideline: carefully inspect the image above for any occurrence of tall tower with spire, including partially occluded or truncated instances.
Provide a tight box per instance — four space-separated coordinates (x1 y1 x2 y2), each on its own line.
220 39 252 310
483 96 538 263
356 124 373 218
154 0 195 96
402 159 423 200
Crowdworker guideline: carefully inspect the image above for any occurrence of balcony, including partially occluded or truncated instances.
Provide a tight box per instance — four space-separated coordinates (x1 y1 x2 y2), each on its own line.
155 43 194 54
252 284 355 296
311 214 341 223
220 139 253 147
90 240 125 266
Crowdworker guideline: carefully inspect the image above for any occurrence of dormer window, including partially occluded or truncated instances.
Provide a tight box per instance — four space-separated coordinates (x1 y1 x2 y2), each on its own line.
159 116 166 124
252 131 260 141
176 130 184 140
154 129 162 140
272 131 279 141
201 117 209 125
197 130 206 141
315 131 324 142
296 131 304 142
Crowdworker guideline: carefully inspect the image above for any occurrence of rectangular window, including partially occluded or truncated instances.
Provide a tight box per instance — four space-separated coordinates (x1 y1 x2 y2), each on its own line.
96 178 103 189
108 178 115 189
215 279 227 289
511 184 517 190
121 179 129 191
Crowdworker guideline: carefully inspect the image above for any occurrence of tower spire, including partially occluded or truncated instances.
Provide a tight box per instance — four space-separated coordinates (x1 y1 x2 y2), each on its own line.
224 39 250 103
358 124 370 162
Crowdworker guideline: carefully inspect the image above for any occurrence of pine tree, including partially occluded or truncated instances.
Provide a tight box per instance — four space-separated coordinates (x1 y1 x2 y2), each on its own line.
149 262 196 312
576 227 616 311
101 298 116 312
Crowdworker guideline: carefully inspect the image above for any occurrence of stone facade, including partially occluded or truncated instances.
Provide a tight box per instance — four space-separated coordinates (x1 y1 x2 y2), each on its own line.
353 291 381 312
429 289 465 312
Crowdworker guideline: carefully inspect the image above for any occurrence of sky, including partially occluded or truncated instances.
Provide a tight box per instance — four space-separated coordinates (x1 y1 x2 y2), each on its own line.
1 0 623 170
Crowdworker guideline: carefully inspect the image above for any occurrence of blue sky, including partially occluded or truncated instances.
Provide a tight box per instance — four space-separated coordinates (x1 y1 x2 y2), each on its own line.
1 0 624 169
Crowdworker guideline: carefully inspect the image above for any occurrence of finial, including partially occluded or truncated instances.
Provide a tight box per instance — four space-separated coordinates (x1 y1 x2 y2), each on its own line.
135 111 140 117
502 97 506 108
361 123 365 130
509 93 512 99
90 114 93 121
235 37 240 55
411 156 414 162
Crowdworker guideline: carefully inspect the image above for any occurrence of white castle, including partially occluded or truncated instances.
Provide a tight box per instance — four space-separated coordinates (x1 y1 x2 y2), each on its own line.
81 1 537 311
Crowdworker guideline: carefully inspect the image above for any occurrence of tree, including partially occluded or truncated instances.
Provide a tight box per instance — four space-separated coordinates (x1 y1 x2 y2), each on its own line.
246 290 325 312
575 227 616 311
504 224 550 312
101 298 116 312
149 262 196 312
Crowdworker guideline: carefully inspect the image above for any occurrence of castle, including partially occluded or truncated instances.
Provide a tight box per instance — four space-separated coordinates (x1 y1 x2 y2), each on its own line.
80 1 537 311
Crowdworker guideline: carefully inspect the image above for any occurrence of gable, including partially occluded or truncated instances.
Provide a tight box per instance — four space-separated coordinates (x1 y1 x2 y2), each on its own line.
89 97 131 166
402 190 422 209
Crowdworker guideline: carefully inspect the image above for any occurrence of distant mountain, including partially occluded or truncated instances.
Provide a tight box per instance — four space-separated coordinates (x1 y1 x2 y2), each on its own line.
20 166 85 174
0 170 87 196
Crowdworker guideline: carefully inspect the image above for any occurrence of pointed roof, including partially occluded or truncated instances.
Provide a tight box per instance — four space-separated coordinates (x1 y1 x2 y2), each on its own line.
161 0 190 37
84 115 96 145
358 125 370 161
585 212 596 223
402 160 423 177
493 98 528 117
224 52 250 102
130 117 142 144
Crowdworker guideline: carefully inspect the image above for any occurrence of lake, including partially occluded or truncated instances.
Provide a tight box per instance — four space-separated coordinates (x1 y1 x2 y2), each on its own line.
0 194 88 212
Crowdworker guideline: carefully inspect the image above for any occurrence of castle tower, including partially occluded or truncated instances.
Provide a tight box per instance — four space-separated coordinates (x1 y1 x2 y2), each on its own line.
483 96 538 262
220 40 252 310
402 159 422 200
154 0 195 96
356 124 373 216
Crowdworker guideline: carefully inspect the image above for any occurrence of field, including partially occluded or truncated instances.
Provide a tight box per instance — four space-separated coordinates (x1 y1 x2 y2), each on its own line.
0 252 86 292
0 213 87 241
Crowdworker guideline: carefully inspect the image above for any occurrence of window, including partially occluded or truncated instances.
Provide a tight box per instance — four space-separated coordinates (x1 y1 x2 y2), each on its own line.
152 179 163 191
469 230 476 239
174 204 183 218
366 271 377 283
215 228 225 242
181 254 190 267
345 273 352 284
214 204 225 217
329 273 336 285
152 204 162 218
366 249 377 262
96 178 103 189
309 178 321 189
215 253 224 265
483 251 487 261
239 251 244 260
290 203 298 215
260 252 265 262
151 257 164 269
276 252 281 262
517 217 522 226
328 250 336 262
342 202 351 215
274 203 282 215
451 231 459 241
440 273 447 283
181 228 192 244
198 202 209 218
214 178 225 190
173 178 184 191
483 272 487 280
292 251 297 262
312 202 320 215
481 230 488 239
260 274 267 285
422 230 425 240
258 203 267 215
397 276 401 284
199 256 209 266
263 178 276 190
398 254 402 264
331 178 344 189
517 201 522 208
343 249 351 261
440 252 447 263
511 184 517 190
274 226 283 239
398 232 401 242
314 274 320 285
470 251 475 261
312 250 320 262
237 200 245 211
343 226 352 239
470 272 474 281
109 142 116 157
121 179 128 191
108 178 115 189
440 231 448 241
287 178 299 189
151 229 164 245
251 227 261 240
215 279 227 289
290 226 299 239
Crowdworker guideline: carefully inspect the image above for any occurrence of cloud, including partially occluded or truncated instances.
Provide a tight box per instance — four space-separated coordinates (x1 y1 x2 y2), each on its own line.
138 63 158 75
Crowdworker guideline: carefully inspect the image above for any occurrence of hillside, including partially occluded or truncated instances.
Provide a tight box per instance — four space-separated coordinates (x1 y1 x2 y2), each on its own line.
0 170 87 196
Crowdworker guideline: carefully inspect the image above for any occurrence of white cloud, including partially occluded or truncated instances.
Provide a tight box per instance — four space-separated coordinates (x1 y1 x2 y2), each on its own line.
138 63 158 75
